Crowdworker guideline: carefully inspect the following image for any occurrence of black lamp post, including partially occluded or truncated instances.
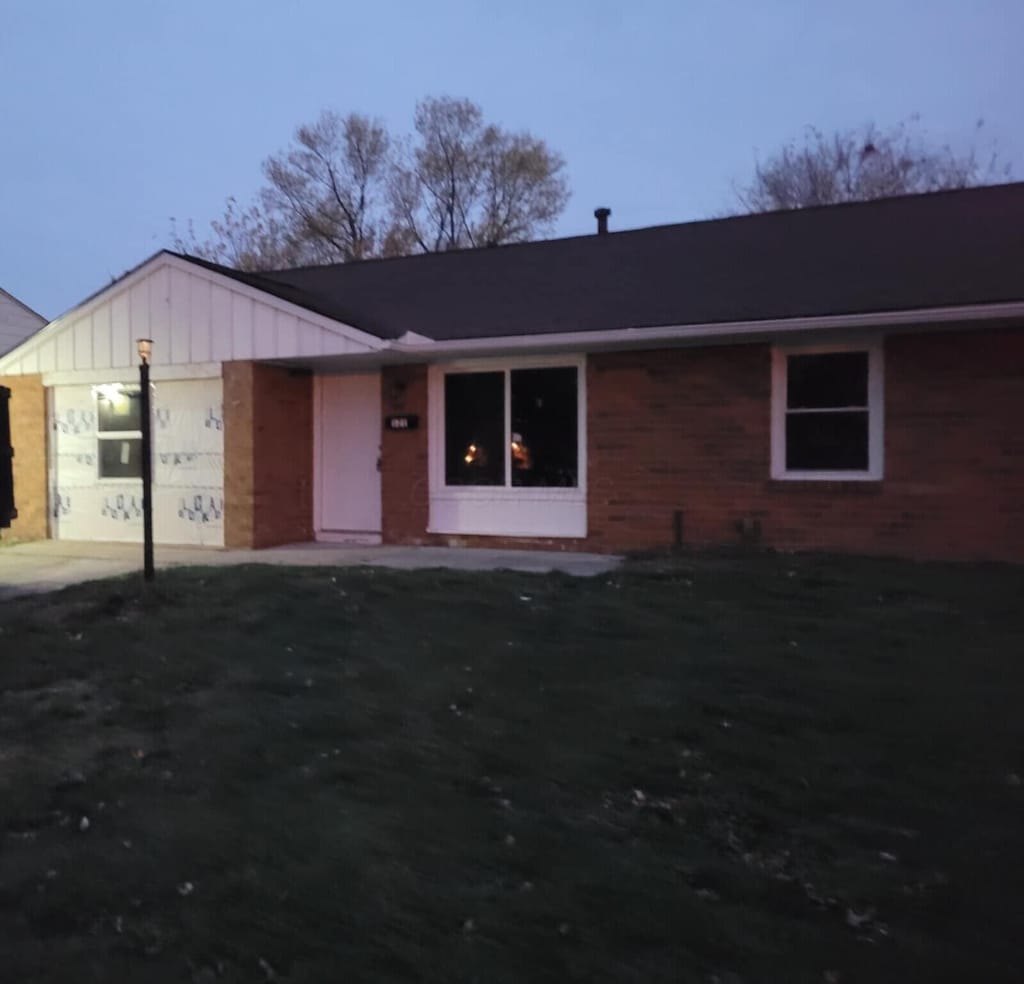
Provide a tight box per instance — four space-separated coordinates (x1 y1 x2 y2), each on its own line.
137 338 154 582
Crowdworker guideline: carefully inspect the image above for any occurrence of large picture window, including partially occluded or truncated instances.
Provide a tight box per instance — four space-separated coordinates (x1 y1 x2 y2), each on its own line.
771 344 883 480
95 384 143 480
443 366 580 489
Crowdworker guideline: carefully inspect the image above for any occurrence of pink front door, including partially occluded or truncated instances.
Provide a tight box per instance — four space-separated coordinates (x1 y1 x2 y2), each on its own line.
316 373 382 540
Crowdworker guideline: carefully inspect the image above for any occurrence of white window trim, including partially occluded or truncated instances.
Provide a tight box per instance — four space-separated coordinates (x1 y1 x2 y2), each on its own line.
770 340 884 482
95 386 144 483
427 354 587 538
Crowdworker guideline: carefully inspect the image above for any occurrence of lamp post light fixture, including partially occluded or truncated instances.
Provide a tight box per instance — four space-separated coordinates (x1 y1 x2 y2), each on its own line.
137 338 155 582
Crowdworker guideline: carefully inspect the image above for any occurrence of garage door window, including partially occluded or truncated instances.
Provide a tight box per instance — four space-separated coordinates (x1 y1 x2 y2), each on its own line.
95 384 143 479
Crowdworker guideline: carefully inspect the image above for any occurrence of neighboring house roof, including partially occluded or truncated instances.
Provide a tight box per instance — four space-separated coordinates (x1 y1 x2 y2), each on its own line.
176 181 1024 342
0 288 46 356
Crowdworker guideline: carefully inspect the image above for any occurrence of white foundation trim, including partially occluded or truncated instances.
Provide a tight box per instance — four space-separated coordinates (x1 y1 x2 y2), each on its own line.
314 530 383 545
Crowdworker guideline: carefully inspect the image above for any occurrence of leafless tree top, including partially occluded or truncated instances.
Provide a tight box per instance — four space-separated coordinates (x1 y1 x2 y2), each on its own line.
736 119 1010 213
174 97 569 271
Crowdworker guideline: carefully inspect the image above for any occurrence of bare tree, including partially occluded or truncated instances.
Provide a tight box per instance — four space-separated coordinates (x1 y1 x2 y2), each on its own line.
171 196 300 272
477 128 569 245
174 97 569 270
262 110 390 262
736 119 1010 212
390 96 569 251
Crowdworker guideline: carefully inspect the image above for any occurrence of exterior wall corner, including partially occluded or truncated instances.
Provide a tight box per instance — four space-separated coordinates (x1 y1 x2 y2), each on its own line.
0 373 48 542
223 360 313 550
222 361 256 548
380 364 429 544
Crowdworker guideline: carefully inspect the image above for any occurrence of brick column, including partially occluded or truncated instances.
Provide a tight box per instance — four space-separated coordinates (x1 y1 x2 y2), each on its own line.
0 374 48 542
252 364 312 547
222 361 313 549
222 362 256 548
380 364 429 544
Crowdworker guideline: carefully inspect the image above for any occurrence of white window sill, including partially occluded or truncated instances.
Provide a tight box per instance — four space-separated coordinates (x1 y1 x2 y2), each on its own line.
426 526 584 539
429 491 586 538
771 470 882 482
433 487 584 501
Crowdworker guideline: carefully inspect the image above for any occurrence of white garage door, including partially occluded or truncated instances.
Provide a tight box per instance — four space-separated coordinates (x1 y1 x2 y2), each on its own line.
50 377 224 546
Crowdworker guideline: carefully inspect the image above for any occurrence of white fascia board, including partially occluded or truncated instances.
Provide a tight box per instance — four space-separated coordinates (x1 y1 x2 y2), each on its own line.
392 300 1024 359
43 363 222 387
0 320 58 375
395 330 433 345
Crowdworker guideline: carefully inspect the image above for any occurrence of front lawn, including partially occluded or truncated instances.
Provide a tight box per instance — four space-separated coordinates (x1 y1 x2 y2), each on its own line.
1 553 1022 982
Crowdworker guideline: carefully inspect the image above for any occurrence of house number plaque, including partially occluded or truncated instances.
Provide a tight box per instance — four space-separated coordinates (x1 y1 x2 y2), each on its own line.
385 415 419 431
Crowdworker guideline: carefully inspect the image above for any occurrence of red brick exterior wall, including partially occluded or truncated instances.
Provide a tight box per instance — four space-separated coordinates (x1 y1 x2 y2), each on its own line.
253 365 313 548
587 329 1024 561
0 373 48 542
587 343 768 552
380 365 430 544
223 361 313 549
376 328 1024 562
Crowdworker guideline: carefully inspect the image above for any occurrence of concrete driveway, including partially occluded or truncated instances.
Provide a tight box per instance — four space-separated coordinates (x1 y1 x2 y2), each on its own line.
0 539 621 599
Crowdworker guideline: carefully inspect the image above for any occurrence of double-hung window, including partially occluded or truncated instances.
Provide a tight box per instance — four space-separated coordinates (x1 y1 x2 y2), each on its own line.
429 358 586 537
771 343 884 480
95 384 143 480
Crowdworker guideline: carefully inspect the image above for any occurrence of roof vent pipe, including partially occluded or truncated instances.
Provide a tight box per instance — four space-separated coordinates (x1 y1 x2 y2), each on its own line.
594 207 611 235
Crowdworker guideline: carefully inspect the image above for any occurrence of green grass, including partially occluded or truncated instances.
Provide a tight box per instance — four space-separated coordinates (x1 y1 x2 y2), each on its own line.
1 552 1022 983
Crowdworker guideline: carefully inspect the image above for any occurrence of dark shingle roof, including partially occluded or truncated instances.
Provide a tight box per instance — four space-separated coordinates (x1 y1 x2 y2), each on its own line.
181 182 1024 341
166 253 374 331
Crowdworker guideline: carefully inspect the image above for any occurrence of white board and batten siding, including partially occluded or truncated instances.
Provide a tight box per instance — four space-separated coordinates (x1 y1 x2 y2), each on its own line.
0 251 384 380
0 252 385 547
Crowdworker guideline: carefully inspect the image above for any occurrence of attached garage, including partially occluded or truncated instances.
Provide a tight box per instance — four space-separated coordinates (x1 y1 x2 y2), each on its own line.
49 377 224 545
0 251 386 548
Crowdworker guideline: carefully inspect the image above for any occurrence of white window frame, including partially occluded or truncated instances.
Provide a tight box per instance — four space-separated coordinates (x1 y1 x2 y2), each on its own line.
95 383 143 482
770 340 884 481
427 354 587 538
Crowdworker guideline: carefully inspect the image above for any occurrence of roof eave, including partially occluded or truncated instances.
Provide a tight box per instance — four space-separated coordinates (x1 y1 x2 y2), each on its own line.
389 300 1024 359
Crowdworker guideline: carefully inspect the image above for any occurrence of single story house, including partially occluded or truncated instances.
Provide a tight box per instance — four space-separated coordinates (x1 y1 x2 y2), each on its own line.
1 183 1021 562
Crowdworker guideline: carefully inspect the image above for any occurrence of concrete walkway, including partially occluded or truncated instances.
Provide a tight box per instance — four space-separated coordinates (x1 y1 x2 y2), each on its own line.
0 539 621 599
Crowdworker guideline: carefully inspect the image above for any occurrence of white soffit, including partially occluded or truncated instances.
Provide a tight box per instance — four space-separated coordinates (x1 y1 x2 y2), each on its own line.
0 252 386 377
391 300 1024 359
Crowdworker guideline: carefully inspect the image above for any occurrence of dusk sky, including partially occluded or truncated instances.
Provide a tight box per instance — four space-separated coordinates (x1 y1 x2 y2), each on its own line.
2 0 1020 320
